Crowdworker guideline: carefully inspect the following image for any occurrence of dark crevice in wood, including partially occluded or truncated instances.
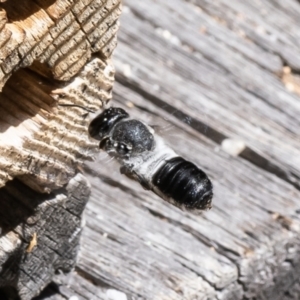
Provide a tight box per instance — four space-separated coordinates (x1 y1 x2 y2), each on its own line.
0 0 56 22
282 61 300 77
28 61 55 80
0 179 53 235
0 247 24 300
239 147 300 189
0 286 20 300
0 70 46 133
32 282 61 300
116 74 226 144
0 65 56 130
116 76 300 192
236 274 247 300
243 230 261 243
176 260 217 290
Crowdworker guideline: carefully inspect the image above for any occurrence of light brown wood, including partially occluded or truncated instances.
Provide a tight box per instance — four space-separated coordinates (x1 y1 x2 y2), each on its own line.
0 57 114 193
0 1 121 299
0 174 91 300
0 0 121 191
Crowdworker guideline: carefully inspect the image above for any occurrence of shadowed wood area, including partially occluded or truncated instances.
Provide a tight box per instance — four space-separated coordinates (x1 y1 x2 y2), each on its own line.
38 0 300 299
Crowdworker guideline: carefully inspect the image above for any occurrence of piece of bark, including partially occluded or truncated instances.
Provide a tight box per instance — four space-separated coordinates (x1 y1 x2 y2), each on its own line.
0 173 90 300
0 0 121 299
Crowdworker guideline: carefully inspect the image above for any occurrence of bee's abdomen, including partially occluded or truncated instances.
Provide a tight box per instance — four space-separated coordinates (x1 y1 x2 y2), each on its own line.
152 157 213 210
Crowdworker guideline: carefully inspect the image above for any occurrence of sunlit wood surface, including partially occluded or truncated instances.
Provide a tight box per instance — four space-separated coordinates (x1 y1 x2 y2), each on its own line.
40 0 300 299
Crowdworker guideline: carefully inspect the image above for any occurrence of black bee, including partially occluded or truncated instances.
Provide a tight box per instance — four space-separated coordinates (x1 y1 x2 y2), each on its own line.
88 107 213 210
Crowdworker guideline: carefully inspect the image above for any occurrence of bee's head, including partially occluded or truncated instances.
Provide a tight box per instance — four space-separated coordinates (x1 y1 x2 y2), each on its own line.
88 107 129 140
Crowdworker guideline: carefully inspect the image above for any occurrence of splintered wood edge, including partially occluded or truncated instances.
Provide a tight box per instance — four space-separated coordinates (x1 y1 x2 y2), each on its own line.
0 0 122 85
0 1 122 298
0 57 114 192
0 0 122 192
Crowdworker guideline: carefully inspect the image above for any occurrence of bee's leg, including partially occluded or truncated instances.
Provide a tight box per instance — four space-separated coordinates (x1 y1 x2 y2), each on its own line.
120 165 132 176
120 166 151 190
137 175 152 190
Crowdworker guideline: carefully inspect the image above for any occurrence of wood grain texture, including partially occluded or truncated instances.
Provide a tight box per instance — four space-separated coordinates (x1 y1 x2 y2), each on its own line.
0 1 122 299
0 0 121 191
0 55 115 298
38 0 300 299
0 0 121 84
0 57 114 192
0 173 90 300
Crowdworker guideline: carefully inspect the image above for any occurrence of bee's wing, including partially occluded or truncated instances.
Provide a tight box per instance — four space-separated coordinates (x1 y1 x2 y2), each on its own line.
149 124 174 136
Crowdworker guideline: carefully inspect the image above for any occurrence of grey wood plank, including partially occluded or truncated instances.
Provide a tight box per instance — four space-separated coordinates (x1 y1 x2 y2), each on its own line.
40 0 300 299
47 86 300 299
114 5 300 188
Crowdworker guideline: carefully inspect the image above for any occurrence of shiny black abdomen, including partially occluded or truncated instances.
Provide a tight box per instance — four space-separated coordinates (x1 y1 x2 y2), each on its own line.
152 157 213 210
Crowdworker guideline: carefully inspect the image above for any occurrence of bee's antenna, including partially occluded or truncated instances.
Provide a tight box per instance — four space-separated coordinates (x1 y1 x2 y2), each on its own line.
58 103 96 114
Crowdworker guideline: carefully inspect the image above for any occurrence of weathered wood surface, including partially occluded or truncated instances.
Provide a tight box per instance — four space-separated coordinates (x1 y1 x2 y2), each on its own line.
0 173 90 300
0 0 121 299
35 0 300 299
0 58 113 193
0 0 121 191
43 97 300 300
